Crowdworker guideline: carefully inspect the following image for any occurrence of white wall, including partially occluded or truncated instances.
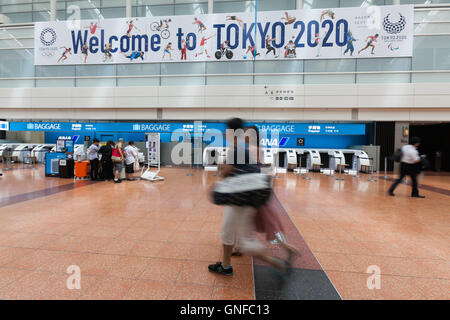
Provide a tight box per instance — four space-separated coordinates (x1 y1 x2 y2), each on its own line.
1 83 450 121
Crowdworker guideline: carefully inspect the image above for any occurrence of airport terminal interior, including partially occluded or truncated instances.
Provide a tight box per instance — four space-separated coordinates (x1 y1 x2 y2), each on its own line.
0 0 449 301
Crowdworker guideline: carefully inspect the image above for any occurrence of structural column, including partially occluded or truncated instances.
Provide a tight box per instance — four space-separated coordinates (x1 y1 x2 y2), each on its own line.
296 0 303 9
50 0 56 21
126 0 132 18
208 0 213 14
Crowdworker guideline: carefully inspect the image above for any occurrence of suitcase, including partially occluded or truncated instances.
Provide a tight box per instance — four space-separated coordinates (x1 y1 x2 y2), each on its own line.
59 158 74 179
75 160 89 179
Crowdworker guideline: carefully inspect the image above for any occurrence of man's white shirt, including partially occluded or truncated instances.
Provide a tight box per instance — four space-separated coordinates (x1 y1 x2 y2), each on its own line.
401 144 420 164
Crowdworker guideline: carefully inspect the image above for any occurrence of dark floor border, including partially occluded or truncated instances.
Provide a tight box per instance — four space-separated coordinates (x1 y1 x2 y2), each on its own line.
0 180 97 209
380 176 450 196
252 195 341 300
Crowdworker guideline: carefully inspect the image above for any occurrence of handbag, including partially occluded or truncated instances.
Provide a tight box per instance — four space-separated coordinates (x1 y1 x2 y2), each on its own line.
134 159 140 171
211 173 272 208
111 148 122 163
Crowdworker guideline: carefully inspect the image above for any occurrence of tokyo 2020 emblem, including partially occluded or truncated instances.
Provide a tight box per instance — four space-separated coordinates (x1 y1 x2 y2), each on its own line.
40 28 57 46
383 13 406 34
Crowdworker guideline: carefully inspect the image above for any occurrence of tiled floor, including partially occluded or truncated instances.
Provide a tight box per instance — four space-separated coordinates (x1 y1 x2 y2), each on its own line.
275 172 450 300
0 165 448 300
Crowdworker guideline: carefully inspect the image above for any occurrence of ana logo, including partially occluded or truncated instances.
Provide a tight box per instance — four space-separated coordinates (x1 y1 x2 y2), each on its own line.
279 137 289 147
40 28 57 46
260 137 289 147
383 13 406 34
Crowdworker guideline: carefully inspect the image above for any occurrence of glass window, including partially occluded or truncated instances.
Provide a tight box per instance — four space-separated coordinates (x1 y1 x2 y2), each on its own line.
0 79 34 88
0 0 32 5
414 9 450 23
254 74 302 84
0 28 34 39
339 0 385 7
33 11 51 22
207 61 253 74
161 76 205 85
207 75 253 85
36 79 76 87
0 4 32 13
385 0 450 5
302 0 339 9
0 49 34 78
255 60 303 73
135 5 175 17
76 78 116 87
117 63 160 76
412 72 450 83
0 38 34 49
0 12 33 23
65 1 102 10
357 73 410 83
305 59 355 72
175 3 208 15
356 57 410 71
76 64 116 76
305 74 354 84
101 0 126 8
161 62 205 74
101 7 127 19
213 1 255 14
414 22 450 34
413 36 450 70
118 77 160 86
258 0 296 11
36 65 76 77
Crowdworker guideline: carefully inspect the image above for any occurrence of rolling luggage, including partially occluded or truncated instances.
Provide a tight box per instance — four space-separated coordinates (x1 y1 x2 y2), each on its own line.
75 160 89 179
59 158 74 179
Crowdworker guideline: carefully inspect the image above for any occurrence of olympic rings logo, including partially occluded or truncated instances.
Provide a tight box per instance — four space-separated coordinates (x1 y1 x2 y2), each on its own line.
40 28 57 46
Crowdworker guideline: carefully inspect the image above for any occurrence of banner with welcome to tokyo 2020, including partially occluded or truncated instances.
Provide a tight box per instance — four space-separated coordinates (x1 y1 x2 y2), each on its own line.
34 5 413 65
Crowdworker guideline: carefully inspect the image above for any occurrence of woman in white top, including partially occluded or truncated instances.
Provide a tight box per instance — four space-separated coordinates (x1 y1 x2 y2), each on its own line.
124 141 138 181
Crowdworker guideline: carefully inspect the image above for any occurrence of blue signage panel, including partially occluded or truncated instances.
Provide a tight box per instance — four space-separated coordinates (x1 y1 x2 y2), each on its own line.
10 121 365 135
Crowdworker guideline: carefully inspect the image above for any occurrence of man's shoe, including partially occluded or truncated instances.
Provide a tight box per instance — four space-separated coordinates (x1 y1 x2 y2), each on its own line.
412 195 425 198
388 191 395 196
208 262 233 276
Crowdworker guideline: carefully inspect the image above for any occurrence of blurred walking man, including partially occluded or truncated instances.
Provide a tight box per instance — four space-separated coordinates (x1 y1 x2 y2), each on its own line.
389 137 425 198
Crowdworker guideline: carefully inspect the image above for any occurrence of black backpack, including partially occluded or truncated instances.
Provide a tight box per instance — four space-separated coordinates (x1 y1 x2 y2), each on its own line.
392 149 403 162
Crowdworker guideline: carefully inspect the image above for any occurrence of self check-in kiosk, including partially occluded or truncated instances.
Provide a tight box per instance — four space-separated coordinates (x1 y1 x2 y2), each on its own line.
352 150 371 172
286 149 298 170
262 148 274 165
32 144 55 163
203 147 228 170
329 150 347 171
12 144 38 163
306 150 322 171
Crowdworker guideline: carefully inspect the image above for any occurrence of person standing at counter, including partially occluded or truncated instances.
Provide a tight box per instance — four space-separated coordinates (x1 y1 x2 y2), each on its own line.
98 140 114 181
112 140 125 184
87 138 100 181
124 141 138 181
